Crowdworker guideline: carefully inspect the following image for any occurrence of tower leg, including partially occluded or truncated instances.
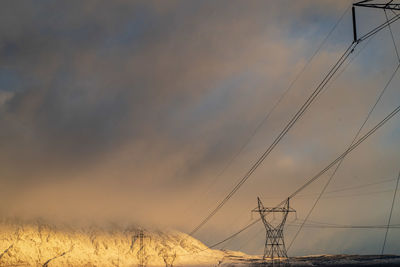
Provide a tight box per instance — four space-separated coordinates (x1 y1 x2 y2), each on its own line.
255 198 294 266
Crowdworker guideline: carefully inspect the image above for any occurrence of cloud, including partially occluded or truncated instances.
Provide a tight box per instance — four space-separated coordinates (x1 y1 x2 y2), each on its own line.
0 91 14 106
0 0 400 256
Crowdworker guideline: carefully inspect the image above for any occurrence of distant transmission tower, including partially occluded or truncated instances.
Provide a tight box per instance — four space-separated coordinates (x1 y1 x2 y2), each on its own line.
134 229 150 267
252 197 295 266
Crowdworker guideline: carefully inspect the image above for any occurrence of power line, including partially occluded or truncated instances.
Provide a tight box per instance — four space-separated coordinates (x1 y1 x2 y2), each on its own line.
190 7 400 237
288 99 400 201
189 40 357 236
308 187 399 199
324 31 374 93
293 218 400 228
199 101 400 250
237 225 265 251
236 219 400 251
184 16 336 216
187 4 400 253
288 223 400 229
260 186 397 200
319 7 397 99
283 2 400 202
177 219 262 258
201 1 348 197
234 5 400 253
381 169 400 255
287 10 400 251
212 169 394 251
295 177 397 198
358 12 400 42
186 3 352 228
287 62 400 252
384 9 400 62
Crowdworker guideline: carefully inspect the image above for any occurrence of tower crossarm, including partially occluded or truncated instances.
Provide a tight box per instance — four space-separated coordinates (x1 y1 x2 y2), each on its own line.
354 1 400 11
252 207 296 213
253 197 296 263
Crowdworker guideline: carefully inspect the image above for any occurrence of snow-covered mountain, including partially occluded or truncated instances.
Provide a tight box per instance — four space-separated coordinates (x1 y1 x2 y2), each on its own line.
1 219 400 266
0 219 247 266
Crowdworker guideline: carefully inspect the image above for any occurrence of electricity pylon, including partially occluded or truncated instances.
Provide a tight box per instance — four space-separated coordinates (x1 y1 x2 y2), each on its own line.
134 229 150 267
352 1 400 42
252 197 295 266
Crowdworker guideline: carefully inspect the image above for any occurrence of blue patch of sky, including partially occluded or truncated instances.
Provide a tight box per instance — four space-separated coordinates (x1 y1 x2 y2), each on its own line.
0 68 22 92
287 5 399 82
286 8 352 48
378 112 400 152
37 21 102 44
33 4 157 59
103 8 152 48
0 41 20 62
346 7 400 72
166 71 257 140
189 71 256 121
103 0 206 50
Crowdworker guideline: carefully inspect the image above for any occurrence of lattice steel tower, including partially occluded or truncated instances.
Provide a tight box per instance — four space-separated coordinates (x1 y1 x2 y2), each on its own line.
134 229 150 267
252 197 295 266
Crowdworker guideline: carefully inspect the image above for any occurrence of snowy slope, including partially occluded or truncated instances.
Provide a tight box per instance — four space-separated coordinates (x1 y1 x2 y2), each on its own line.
1 219 400 266
0 219 240 266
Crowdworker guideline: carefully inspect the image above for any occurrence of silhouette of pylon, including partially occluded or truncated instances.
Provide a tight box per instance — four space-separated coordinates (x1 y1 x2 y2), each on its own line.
134 229 150 267
252 197 295 266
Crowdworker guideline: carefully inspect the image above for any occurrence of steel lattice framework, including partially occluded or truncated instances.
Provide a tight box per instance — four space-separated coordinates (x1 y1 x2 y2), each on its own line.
354 0 400 11
252 198 295 266
134 229 150 267
352 1 400 42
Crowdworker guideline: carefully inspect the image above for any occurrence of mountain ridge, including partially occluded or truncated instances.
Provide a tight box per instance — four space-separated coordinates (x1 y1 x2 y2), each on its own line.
0 219 230 266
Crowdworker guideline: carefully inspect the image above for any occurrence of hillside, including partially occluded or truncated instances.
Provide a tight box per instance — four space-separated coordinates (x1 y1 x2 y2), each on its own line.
2 220 400 266
0 219 235 267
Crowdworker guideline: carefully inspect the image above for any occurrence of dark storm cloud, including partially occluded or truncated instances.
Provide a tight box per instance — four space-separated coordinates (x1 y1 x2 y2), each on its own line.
0 0 317 178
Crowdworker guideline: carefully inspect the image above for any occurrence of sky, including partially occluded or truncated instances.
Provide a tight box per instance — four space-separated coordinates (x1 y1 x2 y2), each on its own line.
1 0 400 257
